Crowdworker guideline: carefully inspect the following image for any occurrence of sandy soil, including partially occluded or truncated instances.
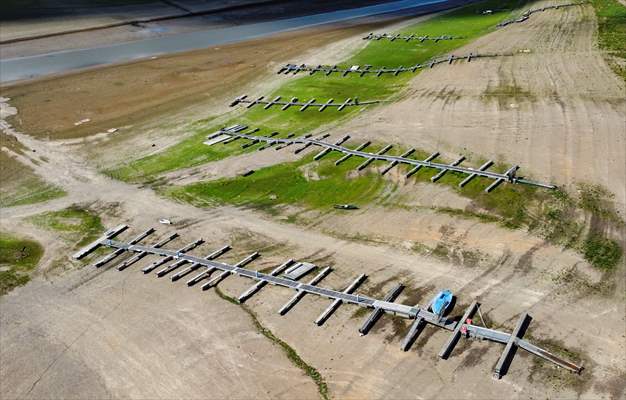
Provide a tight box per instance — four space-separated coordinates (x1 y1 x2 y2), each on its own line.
342 1 626 209
1 3 625 400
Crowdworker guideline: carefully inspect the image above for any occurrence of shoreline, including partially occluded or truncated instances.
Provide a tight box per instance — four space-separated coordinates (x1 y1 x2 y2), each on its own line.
0 0 462 84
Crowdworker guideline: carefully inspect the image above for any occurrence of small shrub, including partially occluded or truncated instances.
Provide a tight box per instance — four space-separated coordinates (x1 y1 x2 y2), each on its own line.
583 235 622 270
0 233 43 295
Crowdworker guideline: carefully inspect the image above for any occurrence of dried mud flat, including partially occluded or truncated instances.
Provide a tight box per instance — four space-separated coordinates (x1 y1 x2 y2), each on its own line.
1 3 626 400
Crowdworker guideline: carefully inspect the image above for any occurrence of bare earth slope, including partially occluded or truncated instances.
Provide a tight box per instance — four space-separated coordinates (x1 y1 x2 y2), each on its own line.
343 1 626 208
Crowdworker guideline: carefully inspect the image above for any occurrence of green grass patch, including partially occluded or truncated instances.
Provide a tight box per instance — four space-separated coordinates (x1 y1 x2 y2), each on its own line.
28 205 104 247
583 235 622 270
591 0 626 81
0 147 66 208
104 128 234 183
391 156 539 229
164 138 547 233
577 183 622 223
166 151 392 212
0 175 66 208
0 232 43 295
214 287 329 400
104 121 307 183
106 0 525 183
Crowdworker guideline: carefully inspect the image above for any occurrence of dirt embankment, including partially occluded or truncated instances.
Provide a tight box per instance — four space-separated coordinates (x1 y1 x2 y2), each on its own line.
342 1 626 209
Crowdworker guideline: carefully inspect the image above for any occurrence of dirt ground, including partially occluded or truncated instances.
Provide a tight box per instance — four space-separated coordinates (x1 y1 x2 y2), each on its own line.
1 2 625 400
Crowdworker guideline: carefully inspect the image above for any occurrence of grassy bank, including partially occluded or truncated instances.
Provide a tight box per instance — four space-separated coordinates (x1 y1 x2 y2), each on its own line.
214 287 329 400
0 233 43 295
0 167 66 207
107 0 525 183
28 205 104 248
0 134 66 207
591 0 626 81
